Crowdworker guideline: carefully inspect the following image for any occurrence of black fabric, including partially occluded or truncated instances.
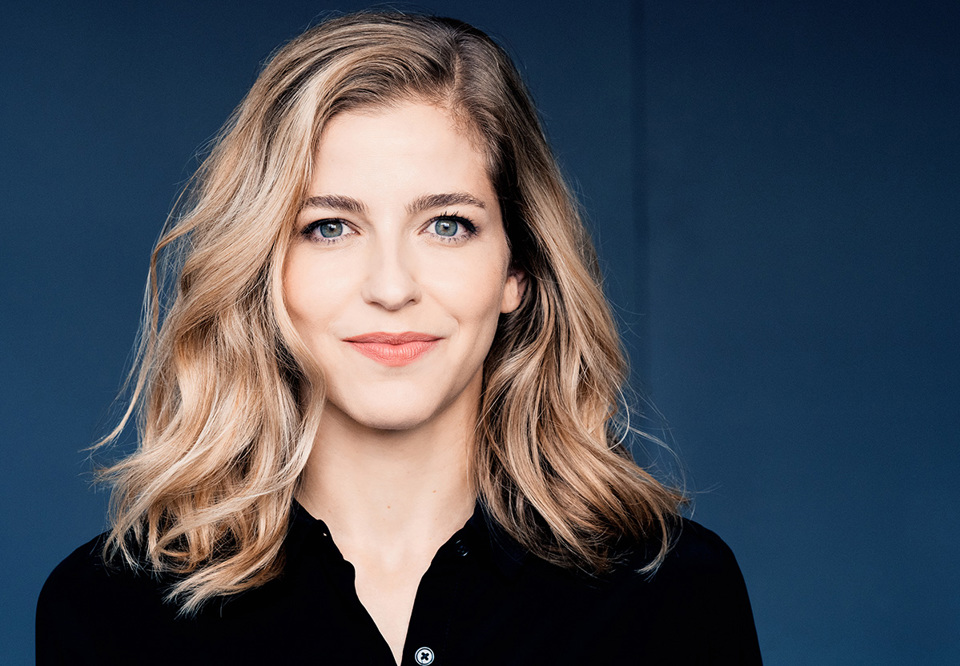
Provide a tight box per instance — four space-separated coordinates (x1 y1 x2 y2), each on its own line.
37 503 762 665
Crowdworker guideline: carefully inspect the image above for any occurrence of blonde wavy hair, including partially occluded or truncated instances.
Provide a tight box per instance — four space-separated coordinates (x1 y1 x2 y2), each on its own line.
99 11 685 613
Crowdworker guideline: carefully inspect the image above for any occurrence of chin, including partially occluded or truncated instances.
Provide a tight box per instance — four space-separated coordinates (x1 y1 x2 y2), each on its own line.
321 372 482 434
345 407 441 432
324 391 449 432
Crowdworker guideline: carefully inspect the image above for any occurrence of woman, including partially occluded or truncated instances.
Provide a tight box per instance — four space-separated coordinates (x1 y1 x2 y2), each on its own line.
37 11 761 665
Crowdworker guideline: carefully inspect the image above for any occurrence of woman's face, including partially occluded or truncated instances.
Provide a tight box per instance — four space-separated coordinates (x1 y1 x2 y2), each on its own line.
283 102 523 433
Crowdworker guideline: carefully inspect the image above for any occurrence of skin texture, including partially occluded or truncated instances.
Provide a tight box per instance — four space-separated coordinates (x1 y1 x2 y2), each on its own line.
283 102 524 664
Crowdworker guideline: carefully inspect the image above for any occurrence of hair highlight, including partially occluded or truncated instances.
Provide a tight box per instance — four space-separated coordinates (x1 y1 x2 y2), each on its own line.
98 11 685 613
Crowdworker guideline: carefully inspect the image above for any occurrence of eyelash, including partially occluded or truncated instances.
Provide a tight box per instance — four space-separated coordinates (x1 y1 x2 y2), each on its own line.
299 211 478 245
299 218 353 245
429 211 478 243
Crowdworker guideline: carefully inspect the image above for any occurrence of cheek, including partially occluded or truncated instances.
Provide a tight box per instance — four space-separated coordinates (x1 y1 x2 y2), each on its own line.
426 250 508 320
282 248 349 329
281 253 312 327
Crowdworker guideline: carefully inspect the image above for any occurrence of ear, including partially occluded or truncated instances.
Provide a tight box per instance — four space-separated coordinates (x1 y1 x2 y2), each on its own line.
500 265 527 314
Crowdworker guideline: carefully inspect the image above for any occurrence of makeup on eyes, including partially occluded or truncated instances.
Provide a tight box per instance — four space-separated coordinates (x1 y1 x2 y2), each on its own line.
299 218 352 243
299 210 479 245
427 211 478 241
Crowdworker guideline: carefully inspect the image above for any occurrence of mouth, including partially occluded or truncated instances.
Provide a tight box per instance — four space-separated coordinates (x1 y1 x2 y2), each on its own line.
343 332 442 367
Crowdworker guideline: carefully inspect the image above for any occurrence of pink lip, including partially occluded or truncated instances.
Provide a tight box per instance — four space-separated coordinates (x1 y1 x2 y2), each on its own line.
343 332 441 367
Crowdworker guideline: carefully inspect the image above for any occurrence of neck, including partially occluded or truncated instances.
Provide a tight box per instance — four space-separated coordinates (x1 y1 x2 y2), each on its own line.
297 397 477 559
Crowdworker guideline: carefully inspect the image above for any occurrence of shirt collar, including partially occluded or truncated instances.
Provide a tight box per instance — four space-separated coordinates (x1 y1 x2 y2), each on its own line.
286 498 528 580
464 500 528 580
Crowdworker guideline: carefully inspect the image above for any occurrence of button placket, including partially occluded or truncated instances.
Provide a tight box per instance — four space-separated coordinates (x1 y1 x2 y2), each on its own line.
403 524 479 665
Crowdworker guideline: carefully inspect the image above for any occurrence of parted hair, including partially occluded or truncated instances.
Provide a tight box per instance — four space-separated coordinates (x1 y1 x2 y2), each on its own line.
100 10 685 613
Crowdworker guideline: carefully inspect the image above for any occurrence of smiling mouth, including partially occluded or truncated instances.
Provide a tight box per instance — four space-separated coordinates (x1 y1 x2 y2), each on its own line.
343 332 441 367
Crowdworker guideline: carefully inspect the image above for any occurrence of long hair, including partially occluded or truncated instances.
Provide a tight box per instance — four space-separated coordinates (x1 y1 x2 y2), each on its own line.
99 11 685 613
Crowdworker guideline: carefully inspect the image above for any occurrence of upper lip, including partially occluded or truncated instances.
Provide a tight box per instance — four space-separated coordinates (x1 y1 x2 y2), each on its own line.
343 332 441 344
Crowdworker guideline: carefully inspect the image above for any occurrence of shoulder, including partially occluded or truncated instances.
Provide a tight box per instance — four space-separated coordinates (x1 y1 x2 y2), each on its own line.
502 517 762 663
656 517 747 584
39 531 160 608
619 517 763 663
39 533 112 619
40 532 119 597
606 517 747 591
37 533 177 664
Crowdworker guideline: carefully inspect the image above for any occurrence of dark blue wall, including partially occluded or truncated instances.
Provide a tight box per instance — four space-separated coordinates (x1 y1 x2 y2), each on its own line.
644 1 960 662
2 1 957 663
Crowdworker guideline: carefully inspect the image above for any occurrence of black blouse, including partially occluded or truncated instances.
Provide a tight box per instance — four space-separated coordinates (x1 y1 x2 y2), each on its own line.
37 502 762 665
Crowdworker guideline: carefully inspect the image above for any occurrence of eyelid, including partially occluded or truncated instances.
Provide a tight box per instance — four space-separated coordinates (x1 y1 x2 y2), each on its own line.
300 216 357 242
424 211 478 233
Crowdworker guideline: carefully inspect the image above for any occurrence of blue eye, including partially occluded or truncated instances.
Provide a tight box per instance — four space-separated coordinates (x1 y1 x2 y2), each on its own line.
319 221 344 238
427 214 478 242
433 218 460 237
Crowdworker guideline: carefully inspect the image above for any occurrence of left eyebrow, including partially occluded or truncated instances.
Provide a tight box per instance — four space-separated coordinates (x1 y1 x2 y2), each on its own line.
406 192 487 215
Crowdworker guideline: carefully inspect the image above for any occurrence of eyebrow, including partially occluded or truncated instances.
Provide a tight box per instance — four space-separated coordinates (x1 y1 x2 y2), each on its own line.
300 191 486 215
406 192 486 214
300 194 367 215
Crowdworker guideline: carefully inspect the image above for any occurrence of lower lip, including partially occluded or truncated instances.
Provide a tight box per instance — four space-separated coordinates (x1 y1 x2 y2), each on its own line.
347 340 440 367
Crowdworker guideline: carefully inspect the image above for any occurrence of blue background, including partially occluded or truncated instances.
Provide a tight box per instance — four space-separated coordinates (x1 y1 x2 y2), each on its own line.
2 1 957 662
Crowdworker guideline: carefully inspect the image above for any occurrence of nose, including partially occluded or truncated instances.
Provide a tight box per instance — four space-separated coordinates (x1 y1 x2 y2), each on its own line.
360 236 420 310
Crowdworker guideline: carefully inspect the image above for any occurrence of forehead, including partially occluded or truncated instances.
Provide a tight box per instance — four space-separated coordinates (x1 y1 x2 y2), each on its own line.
308 102 496 200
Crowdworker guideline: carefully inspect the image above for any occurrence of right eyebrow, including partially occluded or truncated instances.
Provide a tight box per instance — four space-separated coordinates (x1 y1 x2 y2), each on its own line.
300 194 368 215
